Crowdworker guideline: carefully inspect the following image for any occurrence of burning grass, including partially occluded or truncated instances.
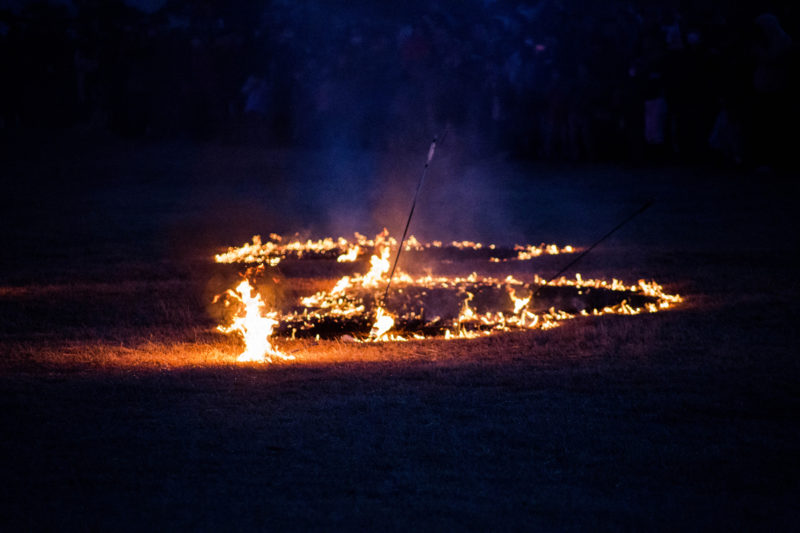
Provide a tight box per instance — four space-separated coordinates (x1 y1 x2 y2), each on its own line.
211 231 682 363
0 309 677 374
0 232 684 369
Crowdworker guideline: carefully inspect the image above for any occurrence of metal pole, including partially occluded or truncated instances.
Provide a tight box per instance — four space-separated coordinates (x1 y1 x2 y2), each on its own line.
531 199 654 299
383 134 444 303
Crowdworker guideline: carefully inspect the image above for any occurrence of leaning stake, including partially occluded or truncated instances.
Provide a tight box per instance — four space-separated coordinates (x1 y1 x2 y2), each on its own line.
383 135 443 304
531 200 654 299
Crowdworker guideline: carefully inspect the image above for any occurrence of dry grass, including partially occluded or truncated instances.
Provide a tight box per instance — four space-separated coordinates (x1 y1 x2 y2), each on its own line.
1 139 798 530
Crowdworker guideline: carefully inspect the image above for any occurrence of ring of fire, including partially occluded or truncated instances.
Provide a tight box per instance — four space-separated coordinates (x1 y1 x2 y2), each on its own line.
213 231 683 363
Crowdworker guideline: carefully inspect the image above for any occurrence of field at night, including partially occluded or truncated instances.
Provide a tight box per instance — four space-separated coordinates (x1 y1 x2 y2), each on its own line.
2 0 800 530
1 134 798 530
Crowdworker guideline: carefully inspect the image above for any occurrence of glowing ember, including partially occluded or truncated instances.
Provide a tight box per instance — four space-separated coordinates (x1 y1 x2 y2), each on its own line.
514 243 575 260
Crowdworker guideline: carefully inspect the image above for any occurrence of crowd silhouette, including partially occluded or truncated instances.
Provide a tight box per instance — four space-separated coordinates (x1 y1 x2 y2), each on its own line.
1 0 797 168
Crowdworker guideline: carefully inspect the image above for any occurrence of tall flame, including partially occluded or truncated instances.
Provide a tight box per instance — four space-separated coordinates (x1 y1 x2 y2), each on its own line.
369 307 396 341
361 246 391 288
217 280 293 363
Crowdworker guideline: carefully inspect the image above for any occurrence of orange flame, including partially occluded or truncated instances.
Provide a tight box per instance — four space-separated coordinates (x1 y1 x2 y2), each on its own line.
217 279 293 363
213 231 684 361
337 245 360 262
369 307 396 341
215 231 576 265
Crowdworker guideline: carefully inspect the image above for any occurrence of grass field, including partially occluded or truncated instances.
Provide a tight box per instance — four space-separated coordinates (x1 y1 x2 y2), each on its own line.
1 134 798 530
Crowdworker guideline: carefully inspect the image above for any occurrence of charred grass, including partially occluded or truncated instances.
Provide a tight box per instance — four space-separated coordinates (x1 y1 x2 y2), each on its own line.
1 140 799 530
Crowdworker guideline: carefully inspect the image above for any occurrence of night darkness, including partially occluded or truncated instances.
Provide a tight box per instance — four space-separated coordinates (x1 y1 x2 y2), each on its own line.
1 0 799 530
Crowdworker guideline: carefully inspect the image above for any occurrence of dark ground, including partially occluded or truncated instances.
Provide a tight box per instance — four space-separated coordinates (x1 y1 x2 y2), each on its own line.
1 132 799 531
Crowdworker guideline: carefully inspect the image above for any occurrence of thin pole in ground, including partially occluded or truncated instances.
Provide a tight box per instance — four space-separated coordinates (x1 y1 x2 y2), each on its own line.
382 132 446 304
531 199 654 299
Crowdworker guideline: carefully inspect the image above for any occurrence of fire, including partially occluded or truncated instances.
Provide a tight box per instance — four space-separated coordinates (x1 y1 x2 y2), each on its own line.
214 235 282 266
216 279 293 363
337 245 360 262
508 287 531 314
213 230 684 362
362 245 391 288
514 243 575 260
214 230 575 266
369 307 395 341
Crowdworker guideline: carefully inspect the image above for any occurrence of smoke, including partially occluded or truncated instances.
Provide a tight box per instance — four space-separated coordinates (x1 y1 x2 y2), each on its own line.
229 1 526 241
274 130 524 248
286 146 379 237
169 1 547 247
368 135 525 245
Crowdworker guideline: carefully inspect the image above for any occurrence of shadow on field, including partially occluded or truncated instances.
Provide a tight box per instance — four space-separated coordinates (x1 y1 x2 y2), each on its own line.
2 303 798 530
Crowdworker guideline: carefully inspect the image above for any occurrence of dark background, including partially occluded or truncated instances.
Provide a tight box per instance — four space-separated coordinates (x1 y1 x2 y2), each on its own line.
1 0 798 168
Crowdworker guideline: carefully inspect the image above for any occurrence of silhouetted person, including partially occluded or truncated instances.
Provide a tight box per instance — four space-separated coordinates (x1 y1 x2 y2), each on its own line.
751 13 794 170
